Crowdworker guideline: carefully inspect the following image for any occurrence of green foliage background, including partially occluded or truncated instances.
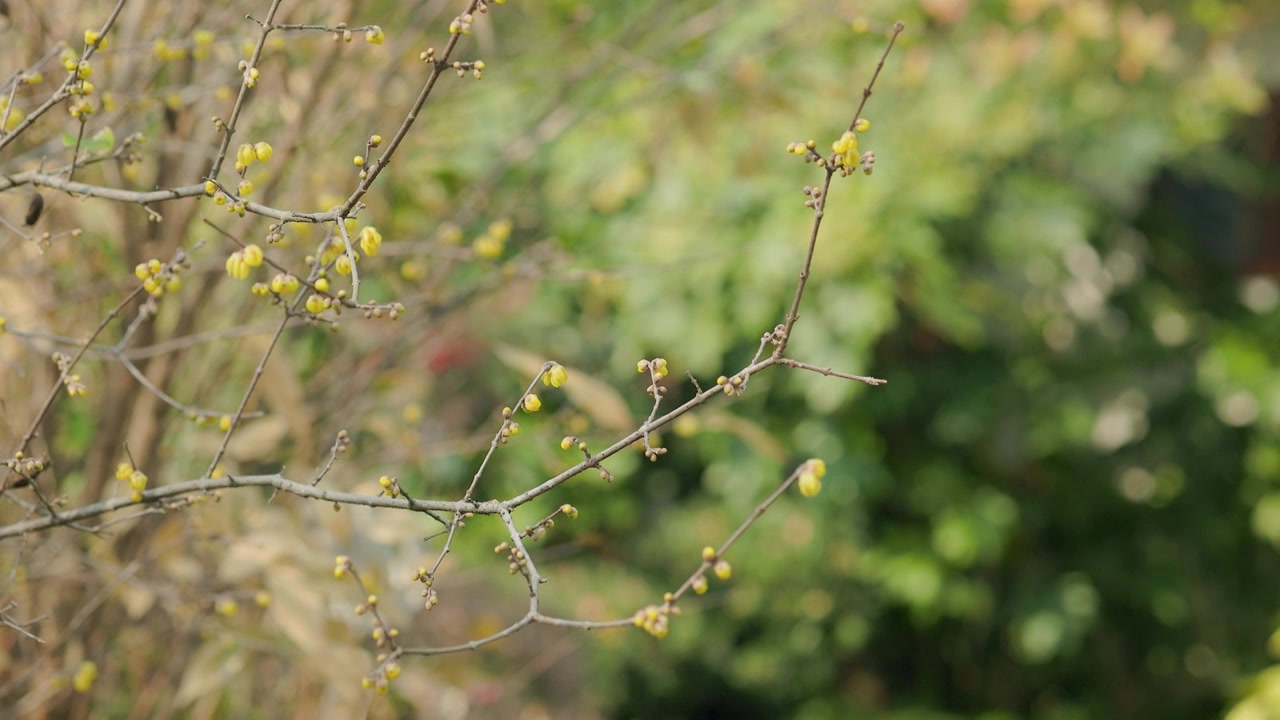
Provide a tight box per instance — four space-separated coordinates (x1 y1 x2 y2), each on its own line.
385 1 1280 718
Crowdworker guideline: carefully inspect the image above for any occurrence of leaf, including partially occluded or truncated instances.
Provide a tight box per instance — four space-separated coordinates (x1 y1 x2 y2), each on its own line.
60 126 114 153
88 126 114 152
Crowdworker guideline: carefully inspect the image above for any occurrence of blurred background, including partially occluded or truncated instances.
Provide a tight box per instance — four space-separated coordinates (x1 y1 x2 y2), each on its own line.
3 0 1280 718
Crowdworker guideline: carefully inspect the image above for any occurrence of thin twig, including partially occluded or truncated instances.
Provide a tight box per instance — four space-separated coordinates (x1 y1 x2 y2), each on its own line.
0 0 129 152
5 277 148 488
205 0 285 181
336 0 484 218
0 474 495 540
670 463 805 602
333 214 362 302
462 362 554 502
777 357 887 386
202 313 290 478
773 22 904 357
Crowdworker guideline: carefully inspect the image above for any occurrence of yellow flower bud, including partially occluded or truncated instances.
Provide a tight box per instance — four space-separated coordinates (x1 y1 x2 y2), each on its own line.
473 235 503 259
833 132 859 167
543 363 569 388
798 471 821 497
242 244 264 267
358 226 382 256
652 358 668 379
225 252 249 279
488 218 513 242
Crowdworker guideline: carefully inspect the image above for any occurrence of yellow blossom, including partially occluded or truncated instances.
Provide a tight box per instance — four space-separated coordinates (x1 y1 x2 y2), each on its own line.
797 458 827 497
543 363 568 388
358 226 382 256
832 131 859 167
72 661 97 693
225 252 249 279
242 244 263 267
651 358 668 379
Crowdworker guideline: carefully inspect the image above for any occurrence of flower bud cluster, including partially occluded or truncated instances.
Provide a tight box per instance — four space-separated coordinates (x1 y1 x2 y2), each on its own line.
115 462 148 502
52 352 87 397
494 541 530 576
134 255 190 298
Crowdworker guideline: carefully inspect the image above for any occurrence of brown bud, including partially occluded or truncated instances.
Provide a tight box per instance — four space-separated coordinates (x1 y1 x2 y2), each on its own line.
24 193 44 226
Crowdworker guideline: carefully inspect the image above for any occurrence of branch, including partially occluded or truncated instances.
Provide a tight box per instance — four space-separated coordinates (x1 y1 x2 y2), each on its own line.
776 357 887 386
0 0 129 153
773 21 905 357
0 474 500 540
